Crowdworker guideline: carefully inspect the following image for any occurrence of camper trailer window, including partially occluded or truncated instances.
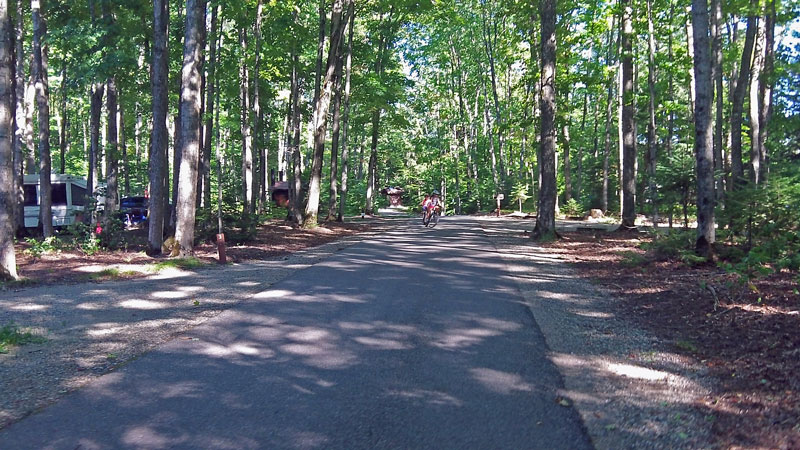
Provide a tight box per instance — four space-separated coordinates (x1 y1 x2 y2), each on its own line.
23 185 38 206
72 185 86 206
52 183 68 206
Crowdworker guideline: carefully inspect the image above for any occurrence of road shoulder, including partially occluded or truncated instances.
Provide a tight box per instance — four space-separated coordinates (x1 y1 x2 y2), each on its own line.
479 217 716 450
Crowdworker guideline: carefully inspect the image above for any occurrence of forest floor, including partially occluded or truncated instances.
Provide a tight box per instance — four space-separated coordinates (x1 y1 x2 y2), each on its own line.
3 215 799 448
541 228 800 450
10 219 373 286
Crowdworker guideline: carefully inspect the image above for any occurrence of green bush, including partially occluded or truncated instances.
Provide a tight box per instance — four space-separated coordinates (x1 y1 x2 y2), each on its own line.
562 198 584 217
23 237 61 258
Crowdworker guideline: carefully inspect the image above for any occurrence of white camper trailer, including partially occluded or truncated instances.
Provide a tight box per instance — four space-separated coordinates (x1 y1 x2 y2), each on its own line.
23 174 103 228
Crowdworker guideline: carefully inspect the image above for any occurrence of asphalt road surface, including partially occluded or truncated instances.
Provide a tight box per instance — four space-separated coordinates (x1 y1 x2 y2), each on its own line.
0 217 592 449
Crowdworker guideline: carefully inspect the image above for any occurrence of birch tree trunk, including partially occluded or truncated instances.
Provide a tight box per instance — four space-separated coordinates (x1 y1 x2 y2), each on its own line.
239 27 252 217
147 0 169 256
0 0 17 279
692 0 715 257
532 0 556 240
32 0 52 237
758 0 775 184
748 10 766 185
174 0 203 257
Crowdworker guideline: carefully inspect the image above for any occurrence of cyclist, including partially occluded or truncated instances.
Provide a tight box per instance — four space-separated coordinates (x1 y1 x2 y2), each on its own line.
421 195 432 217
427 190 442 221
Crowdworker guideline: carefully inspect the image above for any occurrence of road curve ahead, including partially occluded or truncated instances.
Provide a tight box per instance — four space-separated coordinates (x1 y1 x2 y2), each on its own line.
0 216 592 449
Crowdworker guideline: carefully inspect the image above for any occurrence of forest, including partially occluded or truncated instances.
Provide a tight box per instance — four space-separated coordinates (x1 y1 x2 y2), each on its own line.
0 0 798 280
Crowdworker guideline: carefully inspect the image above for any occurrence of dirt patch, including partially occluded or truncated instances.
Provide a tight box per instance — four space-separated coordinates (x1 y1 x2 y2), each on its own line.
11 220 372 286
543 229 800 449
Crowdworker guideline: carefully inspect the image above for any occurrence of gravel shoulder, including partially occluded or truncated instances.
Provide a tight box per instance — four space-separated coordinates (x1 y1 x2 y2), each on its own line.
478 217 717 450
0 227 384 430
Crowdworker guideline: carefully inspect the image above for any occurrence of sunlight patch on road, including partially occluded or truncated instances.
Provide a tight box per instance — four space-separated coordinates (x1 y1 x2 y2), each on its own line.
353 336 412 350
254 289 294 299
199 342 273 358
151 290 190 299
388 389 463 406
470 367 534 394
4 302 49 311
119 299 169 310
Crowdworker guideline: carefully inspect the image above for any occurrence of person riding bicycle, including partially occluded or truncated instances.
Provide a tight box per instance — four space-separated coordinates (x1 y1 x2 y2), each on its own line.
426 190 442 221
421 195 432 216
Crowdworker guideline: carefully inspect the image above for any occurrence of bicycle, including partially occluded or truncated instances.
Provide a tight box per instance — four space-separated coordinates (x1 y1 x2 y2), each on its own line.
422 206 441 227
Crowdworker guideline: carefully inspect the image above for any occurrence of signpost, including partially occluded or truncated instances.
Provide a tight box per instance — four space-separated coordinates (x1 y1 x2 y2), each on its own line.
495 193 504 217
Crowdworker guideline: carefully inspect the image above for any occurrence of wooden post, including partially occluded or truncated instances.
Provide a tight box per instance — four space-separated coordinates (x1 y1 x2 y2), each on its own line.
216 233 226 264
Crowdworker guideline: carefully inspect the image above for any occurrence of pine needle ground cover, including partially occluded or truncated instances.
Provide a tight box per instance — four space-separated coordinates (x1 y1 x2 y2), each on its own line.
545 230 800 449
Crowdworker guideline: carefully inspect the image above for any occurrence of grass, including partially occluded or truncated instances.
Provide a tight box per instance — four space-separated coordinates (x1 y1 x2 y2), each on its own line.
150 257 206 272
0 277 38 289
0 323 47 353
89 268 121 280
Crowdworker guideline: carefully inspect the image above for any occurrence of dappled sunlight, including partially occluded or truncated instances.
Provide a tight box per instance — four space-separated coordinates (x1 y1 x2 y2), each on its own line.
470 368 535 395
118 299 170 309
198 342 272 358
1 302 49 312
388 389 464 407
606 362 671 381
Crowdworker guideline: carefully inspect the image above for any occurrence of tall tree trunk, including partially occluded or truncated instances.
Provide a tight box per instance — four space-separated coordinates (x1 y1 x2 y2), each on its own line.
692 0 715 257
646 0 659 225
12 0 24 233
481 3 504 190
327 31 345 221
58 58 66 174
31 0 51 237
748 11 766 185
202 3 217 210
147 0 169 256
758 0 775 184
287 25 303 224
120 106 128 197
174 0 203 257
24 70 33 173
532 0 556 240
88 83 103 222
562 120 571 202
0 0 17 279
337 9 354 222
305 0 348 226
252 0 263 214
620 0 636 229
365 109 379 215
729 4 758 186
312 0 326 122
710 0 724 200
104 77 118 220
239 27 252 217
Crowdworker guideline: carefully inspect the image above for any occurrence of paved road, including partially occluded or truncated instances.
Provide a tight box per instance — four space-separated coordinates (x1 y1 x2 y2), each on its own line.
0 217 592 449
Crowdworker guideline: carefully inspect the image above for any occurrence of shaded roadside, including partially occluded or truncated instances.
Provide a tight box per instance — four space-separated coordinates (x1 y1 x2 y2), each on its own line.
479 217 716 449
